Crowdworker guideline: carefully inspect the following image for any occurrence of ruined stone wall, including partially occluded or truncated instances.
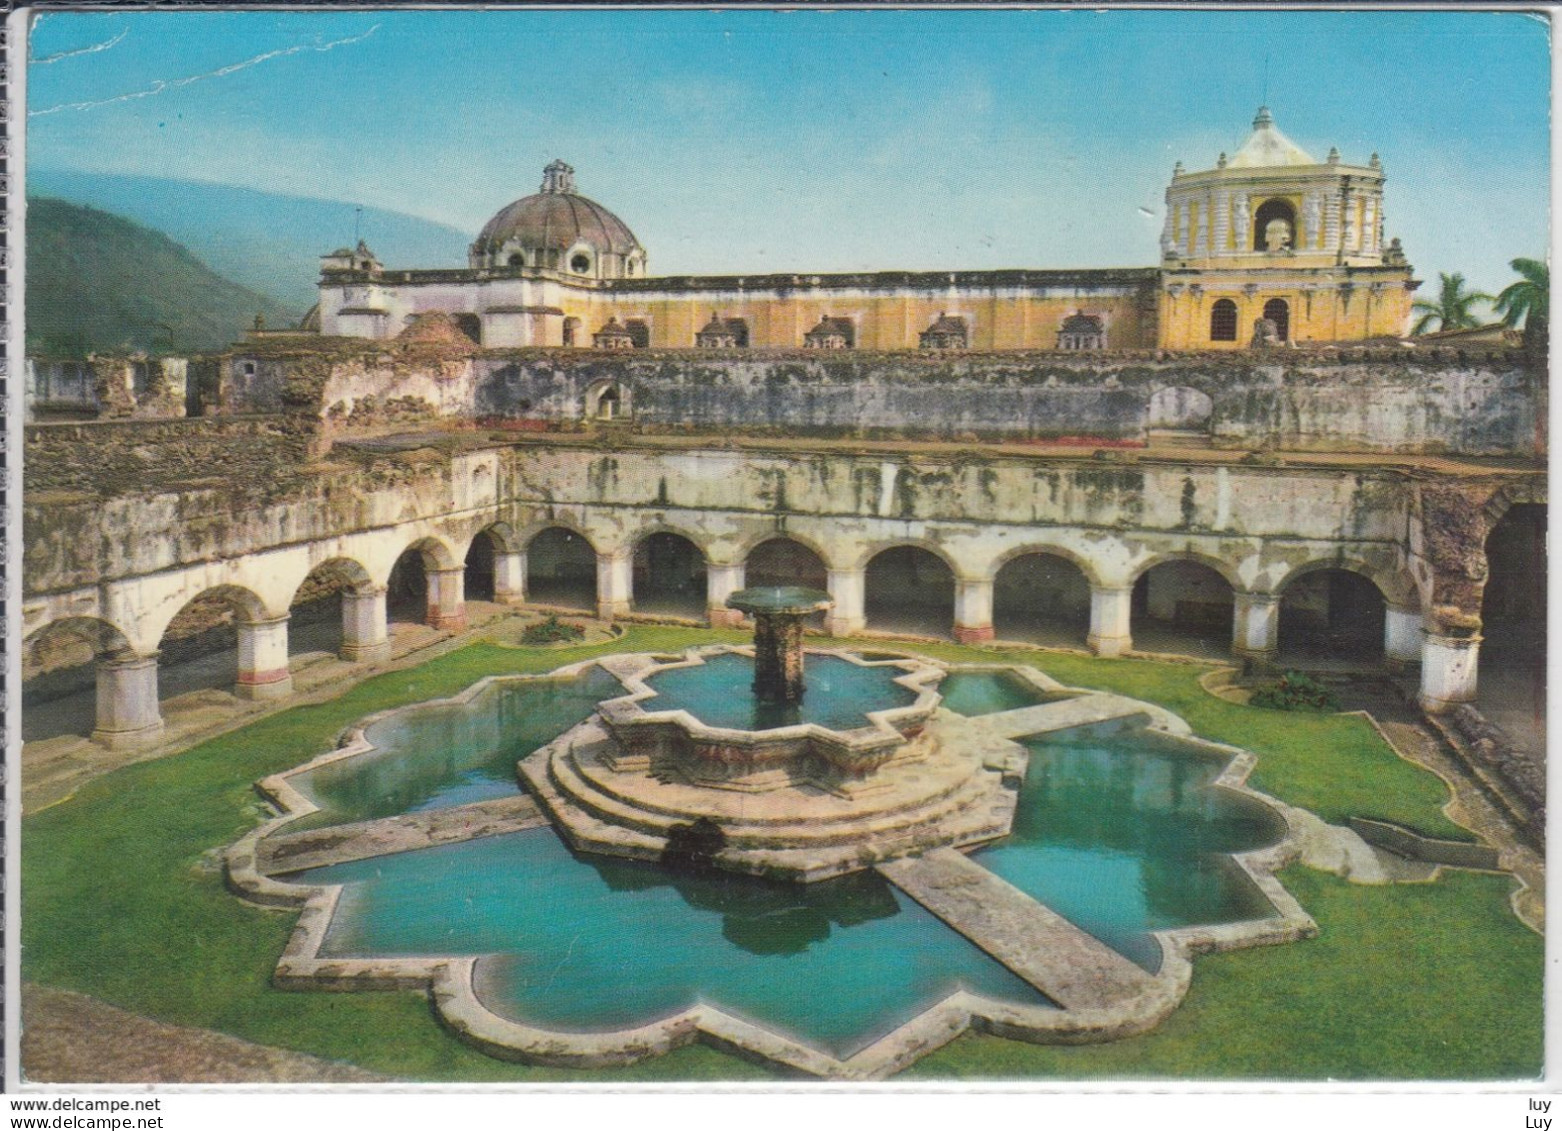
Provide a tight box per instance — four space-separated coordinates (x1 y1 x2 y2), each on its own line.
468 348 1539 456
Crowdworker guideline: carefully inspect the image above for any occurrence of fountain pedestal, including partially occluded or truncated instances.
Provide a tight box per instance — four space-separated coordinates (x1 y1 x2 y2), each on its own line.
726 586 833 706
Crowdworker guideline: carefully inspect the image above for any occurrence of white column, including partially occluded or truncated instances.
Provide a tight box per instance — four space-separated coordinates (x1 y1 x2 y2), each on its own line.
596 550 632 621
1384 604 1422 668
340 586 391 663
493 550 526 605
1420 631 1482 714
92 652 164 749
825 568 866 638
1087 585 1133 657
426 567 467 631
706 562 746 628
953 578 995 644
235 614 294 700
1232 592 1280 665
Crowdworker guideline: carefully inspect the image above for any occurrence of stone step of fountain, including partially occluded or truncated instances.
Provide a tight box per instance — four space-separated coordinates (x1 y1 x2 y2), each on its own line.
542 727 1008 850
522 735 1019 883
877 848 1160 1012
257 795 550 875
567 728 975 829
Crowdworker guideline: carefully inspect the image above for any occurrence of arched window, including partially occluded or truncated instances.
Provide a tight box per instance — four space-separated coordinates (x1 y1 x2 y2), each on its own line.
1262 298 1290 342
1210 299 1239 342
570 253 591 274
507 253 524 267
1253 198 1297 252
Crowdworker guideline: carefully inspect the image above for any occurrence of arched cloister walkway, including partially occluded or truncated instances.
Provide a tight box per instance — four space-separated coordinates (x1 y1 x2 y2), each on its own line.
633 532 707 620
288 558 385 664
388 539 466 631
1478 503 1546 754
156 585 271 703
1130 560 1234 659
21 617 135 743
864 546 955 639
745 537 830 630
992 552 1091 649
526 527 597 612
1276 568 1387 668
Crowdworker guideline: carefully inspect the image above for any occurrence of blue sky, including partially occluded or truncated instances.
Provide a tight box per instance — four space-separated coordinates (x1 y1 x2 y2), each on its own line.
25 9 1551 301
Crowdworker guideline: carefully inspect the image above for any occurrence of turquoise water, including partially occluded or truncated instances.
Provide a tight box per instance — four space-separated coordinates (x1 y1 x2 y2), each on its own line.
290 666 624 826
642 652 915 732
939 670 1058 716
974 728 1285 970
300 830 1051 1057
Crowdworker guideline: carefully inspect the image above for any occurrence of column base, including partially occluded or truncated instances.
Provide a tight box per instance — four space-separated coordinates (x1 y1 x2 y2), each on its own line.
825 616 864 639
953 625 995 644
708 607 746 629
1418 692 1471 716
1087 632 1132 658
492 590 527 606
598 599 631 622
91 722 165 751
340 640 392 664
428 611 467 632
235 671 295 700
1232 646 1278 671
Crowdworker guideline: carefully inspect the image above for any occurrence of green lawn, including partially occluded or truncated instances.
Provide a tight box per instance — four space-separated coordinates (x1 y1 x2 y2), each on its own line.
21 628 1541 1081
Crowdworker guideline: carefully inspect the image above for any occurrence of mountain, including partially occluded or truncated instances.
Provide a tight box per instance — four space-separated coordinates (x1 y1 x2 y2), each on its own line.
27 170 474 311
26 197 299 356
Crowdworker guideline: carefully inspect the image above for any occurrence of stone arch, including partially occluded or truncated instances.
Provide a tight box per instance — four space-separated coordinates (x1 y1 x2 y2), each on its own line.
986 541 1105 589
584 378 629 421
1276 567 1388 666
744 536 830 590
1272 556 1411 610
1254 198 1297 252
22 616 136 743
632 530 708 620
1262 298 1291 342
1147 386 1214 431
735 527 840 574
992 552 1093 649
387 536 459 627
849 537 959 576
288 557 376 660
1130 557 1236 659
154 584 272 701
863 544 956 639
462 522 520 603
526 525 598 612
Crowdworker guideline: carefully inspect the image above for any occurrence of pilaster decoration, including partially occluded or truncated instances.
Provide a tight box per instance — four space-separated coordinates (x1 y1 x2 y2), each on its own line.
1213 190 1231 254
1302 192 1322 250
1362 196 1379 255
1202 193 1215 256
1242 283 1259 298
1341 184 1357 253
1176 202 1190 256
1324 190 1342 252
1232 192 1250 250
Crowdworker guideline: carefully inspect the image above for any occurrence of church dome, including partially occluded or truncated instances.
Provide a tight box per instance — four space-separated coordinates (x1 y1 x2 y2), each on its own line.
469 160 646 278
1226 107 1316 168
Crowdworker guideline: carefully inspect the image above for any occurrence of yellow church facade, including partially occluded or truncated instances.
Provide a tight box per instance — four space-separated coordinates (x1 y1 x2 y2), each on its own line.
314 109 1416 352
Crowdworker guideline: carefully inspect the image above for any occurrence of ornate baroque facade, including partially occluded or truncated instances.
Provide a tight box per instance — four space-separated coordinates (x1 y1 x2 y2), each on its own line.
312 110 1417 353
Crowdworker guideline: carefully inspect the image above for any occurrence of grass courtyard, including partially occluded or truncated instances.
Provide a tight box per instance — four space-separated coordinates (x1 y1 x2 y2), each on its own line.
20 626 1543 1082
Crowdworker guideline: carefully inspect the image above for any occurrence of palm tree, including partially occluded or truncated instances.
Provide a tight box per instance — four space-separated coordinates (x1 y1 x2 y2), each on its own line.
1493 257 1548 354
1411 272 1493 335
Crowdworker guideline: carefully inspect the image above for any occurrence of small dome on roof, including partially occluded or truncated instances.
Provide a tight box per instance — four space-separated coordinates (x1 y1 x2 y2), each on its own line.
470 160 645 278
1226 107 1317 168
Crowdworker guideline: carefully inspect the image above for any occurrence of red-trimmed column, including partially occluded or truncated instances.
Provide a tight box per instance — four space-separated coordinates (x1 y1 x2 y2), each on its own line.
340 586 391 663
953 577 995 644
706 562 746 628
492 549 526 605
235 614 295 700
596 550 632 622
1087 585 1133 657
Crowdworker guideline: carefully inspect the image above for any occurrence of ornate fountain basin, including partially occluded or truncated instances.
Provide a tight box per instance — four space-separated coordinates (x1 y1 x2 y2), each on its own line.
597 645 943 793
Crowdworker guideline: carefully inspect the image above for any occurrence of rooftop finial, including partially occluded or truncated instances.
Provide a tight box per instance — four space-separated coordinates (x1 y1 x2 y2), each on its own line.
541 159 576 194
1254 106 1274 129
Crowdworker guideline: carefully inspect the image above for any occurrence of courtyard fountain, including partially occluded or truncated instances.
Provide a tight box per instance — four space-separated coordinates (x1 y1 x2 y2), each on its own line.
226 610 1315 1077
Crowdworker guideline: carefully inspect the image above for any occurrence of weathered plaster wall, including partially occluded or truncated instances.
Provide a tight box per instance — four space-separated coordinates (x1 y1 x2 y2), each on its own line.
468 349 1539 456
